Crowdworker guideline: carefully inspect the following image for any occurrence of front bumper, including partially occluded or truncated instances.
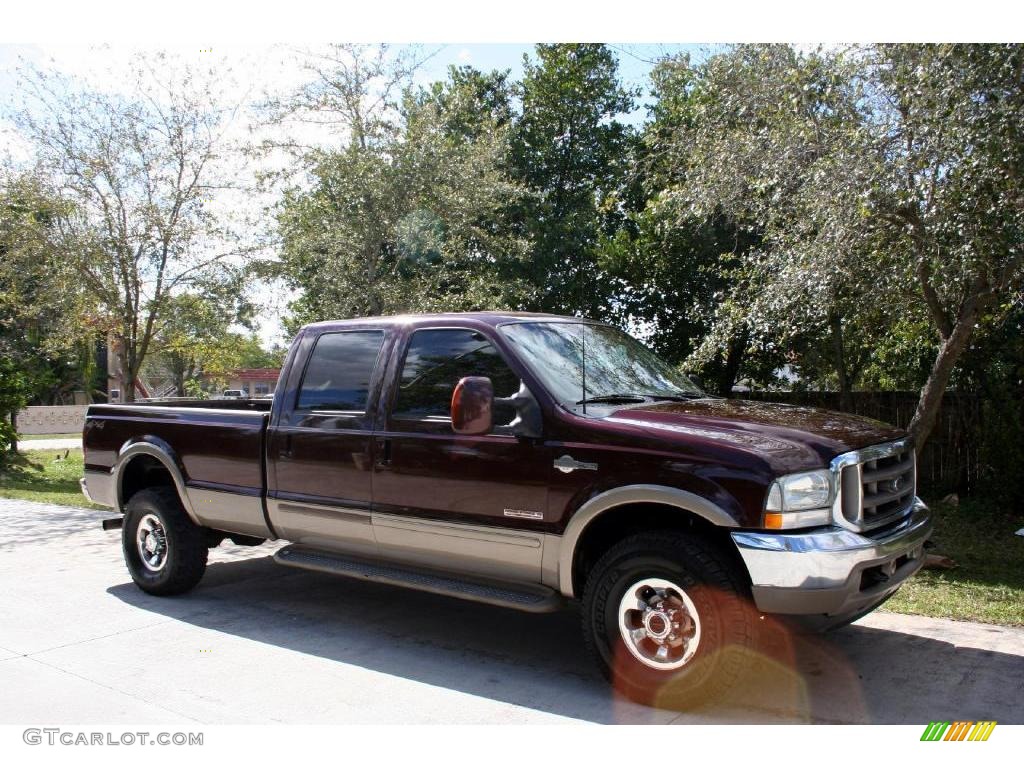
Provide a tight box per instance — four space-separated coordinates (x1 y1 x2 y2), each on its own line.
731 499 932 621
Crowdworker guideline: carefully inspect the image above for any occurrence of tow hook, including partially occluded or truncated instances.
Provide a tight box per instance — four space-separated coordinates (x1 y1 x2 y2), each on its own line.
101 517 124 531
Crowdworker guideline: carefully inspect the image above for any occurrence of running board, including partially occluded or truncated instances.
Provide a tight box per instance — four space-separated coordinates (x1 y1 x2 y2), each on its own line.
274 546 564 613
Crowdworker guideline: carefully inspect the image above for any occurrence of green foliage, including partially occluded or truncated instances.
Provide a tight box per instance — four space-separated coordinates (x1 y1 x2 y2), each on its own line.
648 44 1024 443
595 52 761 392
144 288 254 396
233 334 287 369
0 358 29 460
1 172 96 454
510 44 638 316
270 46 529 329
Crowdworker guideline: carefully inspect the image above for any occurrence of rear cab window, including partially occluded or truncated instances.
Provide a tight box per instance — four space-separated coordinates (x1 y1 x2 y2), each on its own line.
292 330 386 425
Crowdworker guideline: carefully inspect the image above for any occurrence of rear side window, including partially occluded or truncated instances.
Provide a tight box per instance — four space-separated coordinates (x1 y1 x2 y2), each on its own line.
392 328 520 425
296 331 385 412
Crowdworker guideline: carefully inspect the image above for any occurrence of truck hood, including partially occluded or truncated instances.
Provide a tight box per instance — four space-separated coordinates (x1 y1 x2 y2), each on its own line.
605 398 905 471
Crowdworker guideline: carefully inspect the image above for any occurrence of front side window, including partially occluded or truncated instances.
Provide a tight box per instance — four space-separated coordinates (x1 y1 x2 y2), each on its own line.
296 331 385 412
392 328 520 426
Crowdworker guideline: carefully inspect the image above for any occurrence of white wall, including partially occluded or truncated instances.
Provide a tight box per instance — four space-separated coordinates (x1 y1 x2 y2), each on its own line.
15 406 88 435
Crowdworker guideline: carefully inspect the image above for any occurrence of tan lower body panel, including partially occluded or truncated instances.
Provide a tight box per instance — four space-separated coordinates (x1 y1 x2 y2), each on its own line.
265 500 563 591
371 513 546 584
186 487 272 539
266 497 377 558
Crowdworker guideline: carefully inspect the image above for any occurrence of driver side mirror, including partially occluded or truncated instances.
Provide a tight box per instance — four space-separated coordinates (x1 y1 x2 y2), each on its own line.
451 376 494 436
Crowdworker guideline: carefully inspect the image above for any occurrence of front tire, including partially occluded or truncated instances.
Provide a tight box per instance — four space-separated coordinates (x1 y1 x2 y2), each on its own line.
581 531 757 709
122 487 208 595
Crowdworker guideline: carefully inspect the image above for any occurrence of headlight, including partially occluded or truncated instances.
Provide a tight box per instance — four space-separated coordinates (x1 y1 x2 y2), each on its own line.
763 469 833 529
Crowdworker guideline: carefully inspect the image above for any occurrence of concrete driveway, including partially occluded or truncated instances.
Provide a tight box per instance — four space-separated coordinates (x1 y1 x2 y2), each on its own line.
1 498 1021 725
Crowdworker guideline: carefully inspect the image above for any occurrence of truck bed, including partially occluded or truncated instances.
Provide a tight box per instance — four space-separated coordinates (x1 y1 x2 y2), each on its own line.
83 401 271 516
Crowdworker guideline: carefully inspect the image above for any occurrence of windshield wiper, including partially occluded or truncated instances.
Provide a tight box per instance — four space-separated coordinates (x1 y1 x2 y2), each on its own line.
642 393 705 401
575 393 649 405
575 392 706 406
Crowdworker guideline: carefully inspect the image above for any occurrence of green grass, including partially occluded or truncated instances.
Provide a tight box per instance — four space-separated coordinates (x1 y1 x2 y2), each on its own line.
1 449 1021 625
17 432 81 441
885 497 1024 626
0 449 105 509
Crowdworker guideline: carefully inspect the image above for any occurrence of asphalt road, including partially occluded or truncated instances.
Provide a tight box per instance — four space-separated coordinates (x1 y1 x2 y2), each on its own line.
1 498 1021 724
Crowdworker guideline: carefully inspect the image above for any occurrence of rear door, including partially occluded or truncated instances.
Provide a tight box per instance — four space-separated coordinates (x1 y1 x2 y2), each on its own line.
266 327 389 556
371 326 551 583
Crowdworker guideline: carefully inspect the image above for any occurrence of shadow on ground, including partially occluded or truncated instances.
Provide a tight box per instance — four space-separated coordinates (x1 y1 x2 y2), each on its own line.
107 554 1024 724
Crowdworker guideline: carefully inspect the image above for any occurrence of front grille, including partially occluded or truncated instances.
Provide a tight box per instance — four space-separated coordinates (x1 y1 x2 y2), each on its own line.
833 440 916 531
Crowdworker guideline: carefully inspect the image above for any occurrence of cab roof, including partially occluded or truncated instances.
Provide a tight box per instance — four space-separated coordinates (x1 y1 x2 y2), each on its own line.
301 311 597 332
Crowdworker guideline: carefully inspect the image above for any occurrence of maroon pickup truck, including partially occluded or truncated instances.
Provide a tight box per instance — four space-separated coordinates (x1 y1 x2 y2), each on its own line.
82 312 931 707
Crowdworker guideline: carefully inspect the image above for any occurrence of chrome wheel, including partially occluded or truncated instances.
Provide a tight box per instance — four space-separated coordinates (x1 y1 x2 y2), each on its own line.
136 513 168 572
617 577 701 670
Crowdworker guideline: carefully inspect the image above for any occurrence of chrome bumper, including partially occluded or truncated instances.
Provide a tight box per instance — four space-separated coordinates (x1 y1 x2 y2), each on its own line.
731 499 932 617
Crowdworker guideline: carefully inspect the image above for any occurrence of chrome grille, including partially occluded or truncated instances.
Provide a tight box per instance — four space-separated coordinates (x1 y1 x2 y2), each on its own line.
831 439 916 532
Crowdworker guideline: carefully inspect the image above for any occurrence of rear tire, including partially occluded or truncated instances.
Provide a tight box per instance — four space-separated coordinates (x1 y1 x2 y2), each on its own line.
581 531 757 709
122 487 208 595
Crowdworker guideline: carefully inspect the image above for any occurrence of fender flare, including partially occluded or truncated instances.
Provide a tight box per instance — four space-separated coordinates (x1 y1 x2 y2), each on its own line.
113 439 201 526
557 484 738 598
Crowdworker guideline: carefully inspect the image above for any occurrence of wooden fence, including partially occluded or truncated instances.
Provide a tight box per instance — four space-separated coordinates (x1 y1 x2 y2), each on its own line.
740 391 991 497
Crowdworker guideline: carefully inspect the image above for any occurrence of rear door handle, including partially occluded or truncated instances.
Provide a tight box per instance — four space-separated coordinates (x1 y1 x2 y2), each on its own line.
280 433 293 459
375 437 392 468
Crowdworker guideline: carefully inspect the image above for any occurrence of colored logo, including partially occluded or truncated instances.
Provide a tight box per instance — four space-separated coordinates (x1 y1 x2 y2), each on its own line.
921 721 997 741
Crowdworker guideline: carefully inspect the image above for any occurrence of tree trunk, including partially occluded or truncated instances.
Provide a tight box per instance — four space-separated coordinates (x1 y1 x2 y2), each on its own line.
829 312 854 412
716 327 749 396
908 311 979 451
120 348 136 402
9 411 17 454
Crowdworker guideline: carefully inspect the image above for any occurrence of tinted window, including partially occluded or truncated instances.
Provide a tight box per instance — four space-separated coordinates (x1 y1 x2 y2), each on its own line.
501 321 703 410
296 331 385 412
393 329 519 425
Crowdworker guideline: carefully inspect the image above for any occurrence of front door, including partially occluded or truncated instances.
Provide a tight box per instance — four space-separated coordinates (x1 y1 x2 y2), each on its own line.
372 326 550 583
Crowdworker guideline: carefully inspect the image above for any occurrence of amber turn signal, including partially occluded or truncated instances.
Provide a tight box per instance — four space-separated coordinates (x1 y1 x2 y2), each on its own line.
763 512 785 529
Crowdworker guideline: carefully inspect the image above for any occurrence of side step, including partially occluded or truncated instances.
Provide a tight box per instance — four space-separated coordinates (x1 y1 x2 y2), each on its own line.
274 546 564 613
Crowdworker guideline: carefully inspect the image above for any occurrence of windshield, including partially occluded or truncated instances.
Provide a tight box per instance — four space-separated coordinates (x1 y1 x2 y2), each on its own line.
500 321 705 411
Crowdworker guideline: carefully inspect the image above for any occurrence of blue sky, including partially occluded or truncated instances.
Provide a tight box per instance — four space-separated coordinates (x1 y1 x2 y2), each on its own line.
0 43 708 128
417 44 707 123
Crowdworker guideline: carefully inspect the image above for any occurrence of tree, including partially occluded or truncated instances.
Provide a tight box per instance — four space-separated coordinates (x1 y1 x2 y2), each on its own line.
232 334 287 369
0 172 97 453
10 54 251 401
654 44 1024 448
867 44 1024 445
268 46 529 328
144 286 253 397
597 54 760 394
511 44 638 316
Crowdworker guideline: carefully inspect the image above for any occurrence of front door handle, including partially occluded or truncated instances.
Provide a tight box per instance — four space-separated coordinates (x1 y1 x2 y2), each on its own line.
280 433 293 459
554 454 598 474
